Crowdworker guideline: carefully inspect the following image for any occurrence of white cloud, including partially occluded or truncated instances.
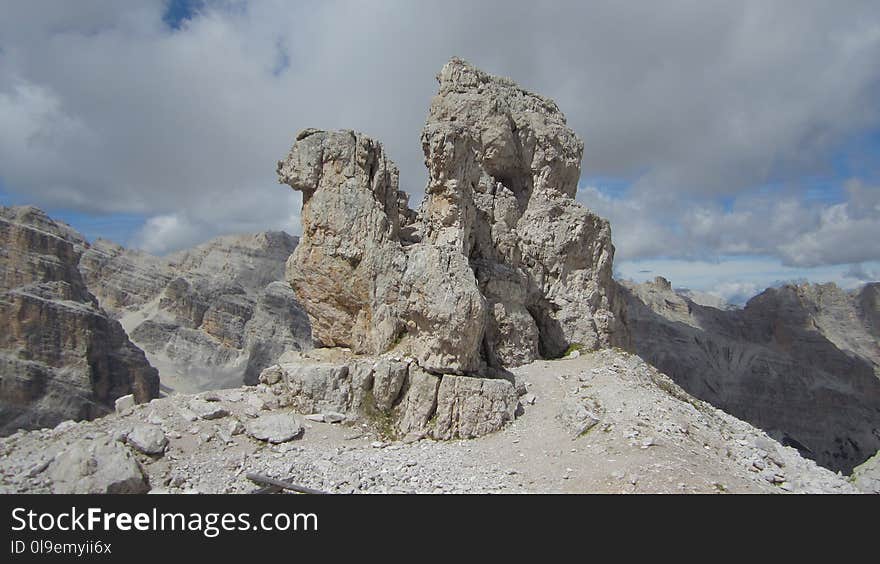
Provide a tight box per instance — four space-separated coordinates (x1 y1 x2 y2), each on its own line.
134 213 202 255
778 181 880 266
584 180 880 269
618 257 880 304
0 0 878 264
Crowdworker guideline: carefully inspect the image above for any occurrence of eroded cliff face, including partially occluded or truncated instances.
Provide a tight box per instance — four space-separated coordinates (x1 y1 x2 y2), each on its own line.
277 58 628 377
0 206 159 434
624 277 880 473
79 232 312 392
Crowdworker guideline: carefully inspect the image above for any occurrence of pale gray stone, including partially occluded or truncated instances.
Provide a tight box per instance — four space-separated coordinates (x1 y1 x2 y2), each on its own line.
432 375 518 440
126 424 168 455
48 435 148 494
114 394 136 414
188 399 228 420
245 413 304 443
852 449 880 494
396 365 441 436
372 359 409 411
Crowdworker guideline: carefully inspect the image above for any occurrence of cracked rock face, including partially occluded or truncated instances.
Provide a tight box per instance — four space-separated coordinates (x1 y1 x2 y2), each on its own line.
0 206 160 435
277 58 628 376
260 350 517 441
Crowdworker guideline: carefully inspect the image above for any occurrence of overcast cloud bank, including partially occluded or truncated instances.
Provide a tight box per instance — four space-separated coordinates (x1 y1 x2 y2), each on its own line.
1 0 878 298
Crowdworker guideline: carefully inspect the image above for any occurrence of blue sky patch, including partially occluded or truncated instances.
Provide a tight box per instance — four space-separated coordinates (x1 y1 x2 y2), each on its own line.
163 0 204 31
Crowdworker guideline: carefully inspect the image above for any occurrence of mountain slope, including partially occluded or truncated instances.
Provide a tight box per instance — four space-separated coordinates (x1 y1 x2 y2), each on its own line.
79 231 313 392
0 206 159 435
623 276 880 473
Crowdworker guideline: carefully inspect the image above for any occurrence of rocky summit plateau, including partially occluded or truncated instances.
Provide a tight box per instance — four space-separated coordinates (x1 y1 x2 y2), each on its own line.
0 58 878 494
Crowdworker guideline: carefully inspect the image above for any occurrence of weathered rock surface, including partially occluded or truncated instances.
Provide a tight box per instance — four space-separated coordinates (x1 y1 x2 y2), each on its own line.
623 277 880 473
245 412 304 443
852 449 880 493
80 231 312 391
277 58 628 377
126 424 168 455
0 206 159 435
188 398 229 421
48 434 149 494
260 350 514 440
432 375 518 440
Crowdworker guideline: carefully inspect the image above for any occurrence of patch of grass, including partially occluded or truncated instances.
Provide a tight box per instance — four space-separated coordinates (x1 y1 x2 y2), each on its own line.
362 393 399 440
390 330 406 349
425 411 438 430
577 423 598 438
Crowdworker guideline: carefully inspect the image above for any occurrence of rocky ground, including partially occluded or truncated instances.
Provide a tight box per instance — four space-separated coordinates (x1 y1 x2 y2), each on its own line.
852 450 880 494
0 350 858 494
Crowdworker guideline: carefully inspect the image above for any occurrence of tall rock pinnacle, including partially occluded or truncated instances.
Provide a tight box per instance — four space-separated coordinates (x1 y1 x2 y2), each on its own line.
278 58 628 375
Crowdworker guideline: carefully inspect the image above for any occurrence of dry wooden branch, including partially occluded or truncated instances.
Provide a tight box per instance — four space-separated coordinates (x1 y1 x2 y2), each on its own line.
246 472 329 495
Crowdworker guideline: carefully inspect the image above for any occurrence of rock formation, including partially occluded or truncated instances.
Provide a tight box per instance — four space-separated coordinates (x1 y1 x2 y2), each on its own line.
277 58 628 378
0 206 159 435
79 231 312 391
271 58 628 440
623 277 880 473
259 348 518 440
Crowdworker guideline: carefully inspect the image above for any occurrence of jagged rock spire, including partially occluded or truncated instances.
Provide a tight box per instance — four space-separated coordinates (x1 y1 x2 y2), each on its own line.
278 58 628 375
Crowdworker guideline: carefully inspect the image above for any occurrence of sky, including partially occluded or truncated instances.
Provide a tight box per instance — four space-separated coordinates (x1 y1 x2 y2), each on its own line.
1 0 879 304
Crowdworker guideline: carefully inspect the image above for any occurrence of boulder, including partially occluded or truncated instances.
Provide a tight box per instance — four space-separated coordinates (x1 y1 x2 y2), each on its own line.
126 424 168 455
115 394 136 414
245 413 304 443
431 375 518 440
187 399 229 421
48 435 149 494
396 365 441 436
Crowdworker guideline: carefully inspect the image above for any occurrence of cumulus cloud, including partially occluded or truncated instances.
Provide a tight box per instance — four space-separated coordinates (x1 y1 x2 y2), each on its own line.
778 181 880 266
133 213 203 255
843 262 879 282
0 0 879 263
618 256 880 305
582 180 880 267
